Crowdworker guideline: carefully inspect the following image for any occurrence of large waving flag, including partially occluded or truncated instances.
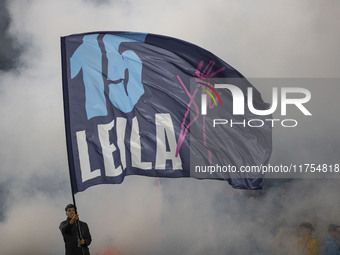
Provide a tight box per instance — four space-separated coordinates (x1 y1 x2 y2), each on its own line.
61 32 272 193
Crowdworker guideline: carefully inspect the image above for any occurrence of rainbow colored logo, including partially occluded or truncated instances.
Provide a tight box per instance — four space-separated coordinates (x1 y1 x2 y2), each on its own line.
199 83 222 115
199 83 222 106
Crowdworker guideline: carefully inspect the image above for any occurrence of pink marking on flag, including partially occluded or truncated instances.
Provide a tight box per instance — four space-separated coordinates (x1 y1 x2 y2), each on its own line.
175 75 200 157
175 60 226 165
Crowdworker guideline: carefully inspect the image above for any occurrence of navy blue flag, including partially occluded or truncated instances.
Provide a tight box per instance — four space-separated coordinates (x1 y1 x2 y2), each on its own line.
61 32 272 193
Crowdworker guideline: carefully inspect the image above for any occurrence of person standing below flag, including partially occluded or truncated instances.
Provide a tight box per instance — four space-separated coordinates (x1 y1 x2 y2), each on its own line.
59 204 92 255
296 222 319 255
323 224 340 255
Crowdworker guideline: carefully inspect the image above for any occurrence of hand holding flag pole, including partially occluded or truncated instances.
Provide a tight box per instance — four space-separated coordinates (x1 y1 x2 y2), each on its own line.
69 207 85 255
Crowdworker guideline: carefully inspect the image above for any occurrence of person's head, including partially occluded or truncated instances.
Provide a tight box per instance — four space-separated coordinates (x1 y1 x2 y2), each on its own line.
336 226 340 240
65 204 76 219
328 224 340 239
298 222 314 237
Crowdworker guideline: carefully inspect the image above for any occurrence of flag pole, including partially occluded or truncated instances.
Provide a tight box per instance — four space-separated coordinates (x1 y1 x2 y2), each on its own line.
61 36 80 210
70 190 85 255
61 36 85 255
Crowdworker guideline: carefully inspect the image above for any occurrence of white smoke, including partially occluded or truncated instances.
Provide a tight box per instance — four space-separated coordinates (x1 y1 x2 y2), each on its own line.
0 0 340 254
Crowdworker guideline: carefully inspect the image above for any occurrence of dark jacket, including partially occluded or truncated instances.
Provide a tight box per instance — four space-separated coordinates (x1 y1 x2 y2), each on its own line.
59 218 92 255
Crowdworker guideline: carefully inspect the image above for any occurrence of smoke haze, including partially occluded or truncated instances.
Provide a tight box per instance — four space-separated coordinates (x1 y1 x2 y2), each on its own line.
0 0 340 254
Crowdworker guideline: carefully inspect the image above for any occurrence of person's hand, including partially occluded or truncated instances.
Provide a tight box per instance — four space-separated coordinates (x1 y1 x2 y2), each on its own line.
79 239 85 246
69 214 79 225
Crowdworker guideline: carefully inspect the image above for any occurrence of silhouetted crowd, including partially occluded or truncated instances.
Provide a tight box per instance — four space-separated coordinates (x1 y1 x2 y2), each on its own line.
241 187 340 255
271 222 340 255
